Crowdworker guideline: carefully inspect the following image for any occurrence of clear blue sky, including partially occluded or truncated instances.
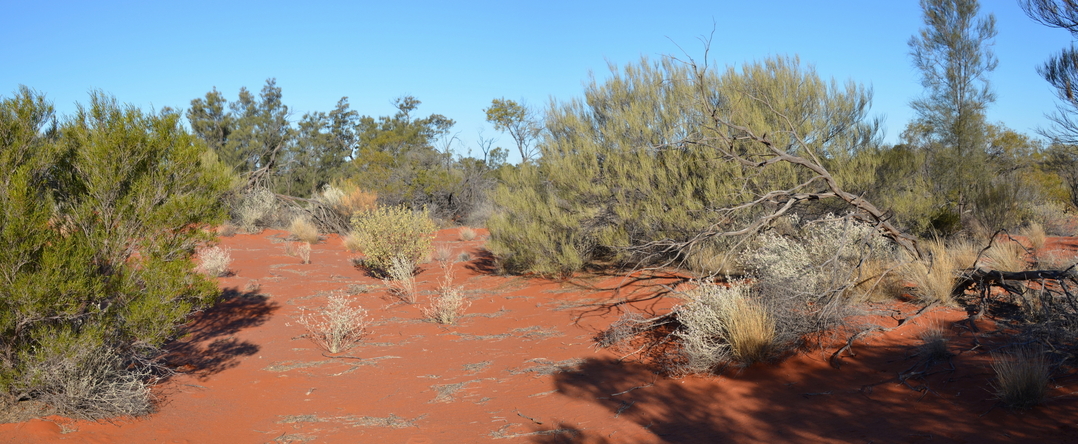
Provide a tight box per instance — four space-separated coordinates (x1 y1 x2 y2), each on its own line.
2 1 1073 162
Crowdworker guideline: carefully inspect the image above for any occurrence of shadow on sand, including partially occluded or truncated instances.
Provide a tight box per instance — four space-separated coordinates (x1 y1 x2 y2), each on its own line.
162 288 279 380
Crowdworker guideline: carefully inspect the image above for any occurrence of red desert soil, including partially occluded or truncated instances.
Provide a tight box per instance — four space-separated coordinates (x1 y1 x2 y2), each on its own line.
2 230 1078 443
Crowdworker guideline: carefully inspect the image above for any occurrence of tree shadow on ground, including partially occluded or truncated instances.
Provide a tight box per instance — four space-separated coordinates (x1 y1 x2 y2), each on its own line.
162 288 279 380
544 346 1078 443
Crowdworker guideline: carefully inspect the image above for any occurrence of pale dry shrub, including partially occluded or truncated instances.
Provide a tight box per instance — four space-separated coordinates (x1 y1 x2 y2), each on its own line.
458 227 477 241
235 187 278 233
743 214 891 304
317 184 346 208
674 283 777 372
15 341 155 419
423 261 470 324
901 239 960 305
218 223 237 237
382 255 418 304
288 216 320 244
984 240 1029 272
297 293 370 354
1028 201 1073 236
433 245 454 263
285 242 311 264
342 234 363 252
1020 222 1048 251
457 251 471 262
991 346 1050 409
197 246 232 277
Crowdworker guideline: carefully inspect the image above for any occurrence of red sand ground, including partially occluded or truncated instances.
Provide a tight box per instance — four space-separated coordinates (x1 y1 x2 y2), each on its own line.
2 230 1077 443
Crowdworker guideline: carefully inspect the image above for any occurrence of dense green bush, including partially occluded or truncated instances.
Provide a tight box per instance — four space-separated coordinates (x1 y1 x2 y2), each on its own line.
487 55 880 276
0 87 232 417
349 205 437 276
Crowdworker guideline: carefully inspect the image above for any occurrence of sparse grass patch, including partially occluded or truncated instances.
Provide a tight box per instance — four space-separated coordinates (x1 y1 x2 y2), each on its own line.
288 216 320 244
433 245 454 263
458 226 477 241
285 242 312 264
197 246 233 277
297 292 370 354
235 187 278 233
992 346 1050 409
218 223 237 237
342 234 363 253
382 255 418 304
423 261 470 324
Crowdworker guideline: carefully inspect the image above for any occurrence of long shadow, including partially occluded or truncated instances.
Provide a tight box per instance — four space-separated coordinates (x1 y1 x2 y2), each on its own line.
547 349 1078 443
161 288 279 380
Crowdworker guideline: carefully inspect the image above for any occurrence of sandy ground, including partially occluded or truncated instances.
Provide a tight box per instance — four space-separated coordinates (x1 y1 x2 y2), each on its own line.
1 229 1077 443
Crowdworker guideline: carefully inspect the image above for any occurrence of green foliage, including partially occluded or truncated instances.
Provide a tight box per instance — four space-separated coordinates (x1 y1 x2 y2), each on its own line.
487 55 880 276
484 98 540 163
0 87 230 416
349 205 437 276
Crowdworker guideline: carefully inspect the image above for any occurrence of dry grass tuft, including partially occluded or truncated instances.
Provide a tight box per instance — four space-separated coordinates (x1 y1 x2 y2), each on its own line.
342 234 363 253
675 283 776 371
684 245 741 278
848 258 904 303
433 245 454 263
984 240 1029 272
901 239 960 305
423 261 471 324
917 324 951 362
197 246 233 277
458 227 477 241
457 251 471 262
288 216 321 244
992 346 1050 409
297 292 370 354
382 255 418 304
1020 222 1048 251
285 242 312 264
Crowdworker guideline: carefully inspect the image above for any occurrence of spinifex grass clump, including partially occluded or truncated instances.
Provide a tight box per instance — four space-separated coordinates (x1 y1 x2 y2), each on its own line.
992 347 1050 409
675 283 776 371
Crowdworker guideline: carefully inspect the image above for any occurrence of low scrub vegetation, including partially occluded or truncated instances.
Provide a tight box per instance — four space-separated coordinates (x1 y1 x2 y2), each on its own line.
992 347 1050 409
297 293 370 354
288 216 320 244
197 246 233 277
423 260 470 324
0 88 231 417
349 205 436 276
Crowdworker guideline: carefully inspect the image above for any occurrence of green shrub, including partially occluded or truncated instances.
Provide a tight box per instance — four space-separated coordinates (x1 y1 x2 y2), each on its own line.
0 88 230 417
349 205 436 275
487 55 880 276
